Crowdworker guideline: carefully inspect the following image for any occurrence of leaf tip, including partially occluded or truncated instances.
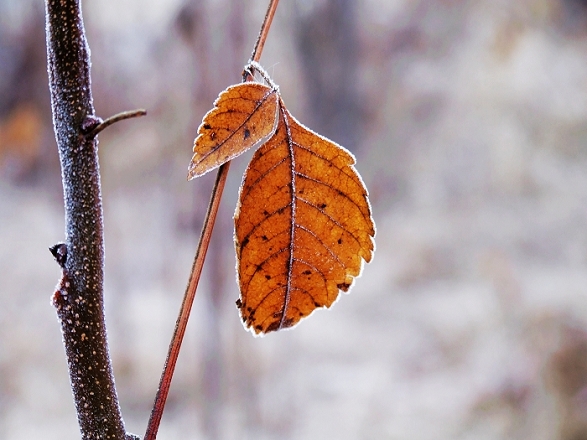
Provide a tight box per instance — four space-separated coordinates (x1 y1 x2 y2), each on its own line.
187 163 197 181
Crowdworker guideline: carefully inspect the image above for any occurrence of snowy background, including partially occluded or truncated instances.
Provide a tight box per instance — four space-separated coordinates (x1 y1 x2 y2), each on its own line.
2 0 587 439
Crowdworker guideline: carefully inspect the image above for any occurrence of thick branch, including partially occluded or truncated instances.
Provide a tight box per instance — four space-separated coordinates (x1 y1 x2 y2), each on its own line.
45 1 133 439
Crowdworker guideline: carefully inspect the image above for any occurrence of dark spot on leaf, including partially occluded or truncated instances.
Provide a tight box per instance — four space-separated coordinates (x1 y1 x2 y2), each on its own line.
203 123 212 129
337 282 351 292
244 128 251 139
319 203 327 209
338 238 343 244
242 237 249 247
302 270 312 275
266 321 280 332
265 275 271 280
261 235 268 241
236 299 242 308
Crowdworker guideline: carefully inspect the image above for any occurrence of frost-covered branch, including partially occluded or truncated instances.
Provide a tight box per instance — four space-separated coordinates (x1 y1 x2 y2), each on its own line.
45 0 136 438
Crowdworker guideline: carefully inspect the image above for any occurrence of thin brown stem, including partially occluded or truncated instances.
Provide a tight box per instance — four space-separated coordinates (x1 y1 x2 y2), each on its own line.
144 1 280 438
250 0 280 63
144 163 229 440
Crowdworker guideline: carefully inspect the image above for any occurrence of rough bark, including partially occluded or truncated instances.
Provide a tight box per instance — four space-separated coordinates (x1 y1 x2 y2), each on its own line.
45 0 135 438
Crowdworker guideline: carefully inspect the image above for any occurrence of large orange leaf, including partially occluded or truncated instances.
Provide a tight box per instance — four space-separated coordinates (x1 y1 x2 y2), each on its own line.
187 82 279 179
234 100 375 335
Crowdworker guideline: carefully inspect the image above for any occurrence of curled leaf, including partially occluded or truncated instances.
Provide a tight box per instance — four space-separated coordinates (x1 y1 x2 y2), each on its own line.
234 100 375 335
187 82 279 179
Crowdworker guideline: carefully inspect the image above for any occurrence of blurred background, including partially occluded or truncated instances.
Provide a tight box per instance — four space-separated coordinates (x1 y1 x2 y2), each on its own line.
2 0 587 438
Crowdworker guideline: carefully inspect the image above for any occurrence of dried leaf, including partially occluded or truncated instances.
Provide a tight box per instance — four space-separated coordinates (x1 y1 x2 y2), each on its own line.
234 100 375 335
187 82 279 179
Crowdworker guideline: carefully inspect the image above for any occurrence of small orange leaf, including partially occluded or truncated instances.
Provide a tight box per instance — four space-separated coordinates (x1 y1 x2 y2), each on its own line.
187 82 279 179
234 99 375 335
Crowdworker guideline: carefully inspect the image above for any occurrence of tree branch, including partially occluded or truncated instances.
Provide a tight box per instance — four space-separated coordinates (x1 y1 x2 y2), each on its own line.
45 0 136 438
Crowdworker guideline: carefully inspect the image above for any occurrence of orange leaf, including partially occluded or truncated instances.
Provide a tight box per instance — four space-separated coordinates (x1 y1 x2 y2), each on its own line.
187 82 279 179
234 100 375 335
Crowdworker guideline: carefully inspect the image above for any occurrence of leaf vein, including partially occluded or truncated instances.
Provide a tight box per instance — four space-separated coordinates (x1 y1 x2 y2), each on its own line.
294 223 346 269
239 203 292 252
295 171 371 226
197 88 277 163
292 257 328 287
296 197 363 252
242 246 289 293
241 156 290 201
281 103 297 330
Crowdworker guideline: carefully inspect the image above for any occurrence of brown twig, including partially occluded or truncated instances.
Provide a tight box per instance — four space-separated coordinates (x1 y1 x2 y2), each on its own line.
143 162 229 440
84 109 147 139
249 0 280 63
143 1 280 439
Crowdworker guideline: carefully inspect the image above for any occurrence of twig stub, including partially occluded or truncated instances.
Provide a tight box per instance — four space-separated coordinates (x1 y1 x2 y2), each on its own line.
49 242 68 267
84 109 147 139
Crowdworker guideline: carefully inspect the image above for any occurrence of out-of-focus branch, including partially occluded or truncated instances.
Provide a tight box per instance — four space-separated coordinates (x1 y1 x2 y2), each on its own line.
294 0 362 153
45 0 136 438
